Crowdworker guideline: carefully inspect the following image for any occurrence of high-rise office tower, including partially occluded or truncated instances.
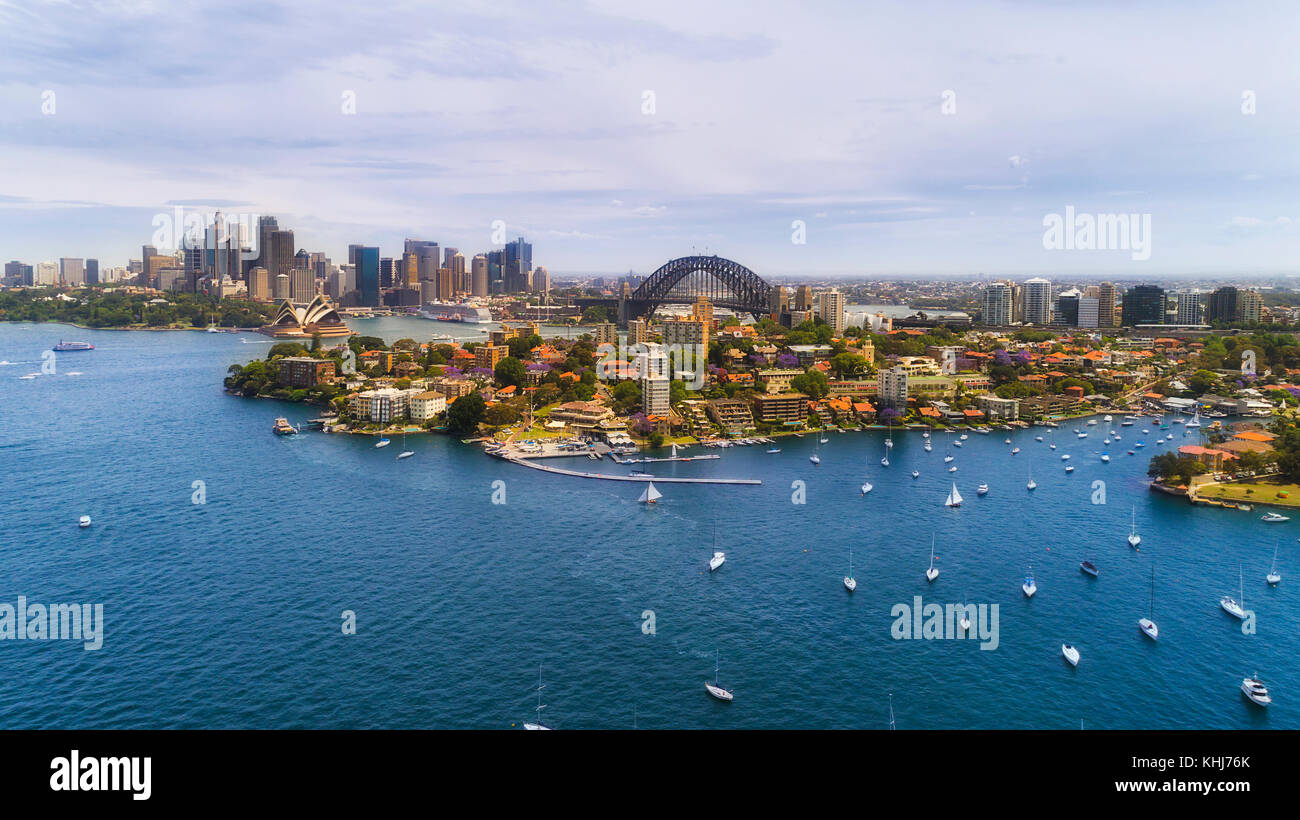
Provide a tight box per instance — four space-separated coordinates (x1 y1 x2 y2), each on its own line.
289 268 316 303
357 246 380 307
256 217 279 279
504 237 532 293
532 265 549 295
85 258 99 285
1121 285 1166 327
982 282 1013 325
379 258 394 290
36 261 58 286
1097 282 1117 327
1022 278 1053 325
1206 286 1238 324
59 258 85 286
1054 288 1081 326
449 251 466 294
269 230 296 278
249 267 270 301
272 273 290 301
471 254 489 297
1077 296 1100 328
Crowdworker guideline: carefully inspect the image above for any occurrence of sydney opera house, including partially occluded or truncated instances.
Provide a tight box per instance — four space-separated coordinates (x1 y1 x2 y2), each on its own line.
258 295 353 339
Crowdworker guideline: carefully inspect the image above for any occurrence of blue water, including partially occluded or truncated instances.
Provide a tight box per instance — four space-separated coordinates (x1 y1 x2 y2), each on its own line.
0 322 1294 729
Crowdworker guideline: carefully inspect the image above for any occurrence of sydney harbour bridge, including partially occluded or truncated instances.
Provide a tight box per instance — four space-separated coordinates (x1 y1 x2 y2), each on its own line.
576 255 772 323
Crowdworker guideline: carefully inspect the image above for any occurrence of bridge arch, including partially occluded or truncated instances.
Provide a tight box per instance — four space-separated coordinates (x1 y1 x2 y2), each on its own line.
629 255 771 319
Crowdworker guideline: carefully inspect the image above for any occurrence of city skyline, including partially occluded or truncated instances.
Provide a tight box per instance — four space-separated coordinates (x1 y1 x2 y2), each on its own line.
2 1 1299 274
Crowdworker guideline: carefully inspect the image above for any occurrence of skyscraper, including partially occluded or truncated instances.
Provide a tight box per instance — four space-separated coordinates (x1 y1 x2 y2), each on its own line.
1022 278 1053 325
981 282 1013 326
357 246 380 307
1121 285 1166 327
1206 286 1238 324
504 237 532 293
59 258 85 286
85 258 99 285
471 254 489 297
816 290 846 334
1237 289 1263 324
1097 282 1117 328
1175 291 1203 325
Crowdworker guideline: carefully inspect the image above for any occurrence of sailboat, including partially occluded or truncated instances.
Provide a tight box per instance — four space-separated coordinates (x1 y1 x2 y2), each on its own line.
1127 508 1140 548
708 523 725 571
522 665 551 730
704 649 734 701
374 436 390 448
1022 564 1037 598
924 438 933 452
844 548 857 592
1220 566 1246 619
861 480 873 495
396 429 414 459
1139 566 1159 640
1026 462 1036 491
911 465 920 479
638 482 662 504
1267 545 1281 586
810 436 820 465
888 692 896 730
1185 409 1201 429
958 594 971 631
926 535 940 581
1061 643 1080 667
944 482 962 508
885 421 894 449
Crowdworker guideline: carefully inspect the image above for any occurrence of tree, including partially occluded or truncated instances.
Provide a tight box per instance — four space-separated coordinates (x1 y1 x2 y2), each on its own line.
791 369 829 399
446 393 486 436
495 356 527 388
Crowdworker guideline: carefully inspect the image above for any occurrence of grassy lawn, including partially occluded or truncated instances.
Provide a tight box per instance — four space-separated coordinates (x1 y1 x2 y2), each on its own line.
1197 480 1300 506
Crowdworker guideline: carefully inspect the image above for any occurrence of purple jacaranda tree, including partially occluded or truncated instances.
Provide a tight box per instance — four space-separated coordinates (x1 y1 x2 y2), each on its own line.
956 357 975 371
749 353 767 366
526 362 552 373
993 350 1012 367
444 366 463 378
777 353 800 367
1012 351 1033 366
468 367 494 380
628 412 653 434
878 407 902 425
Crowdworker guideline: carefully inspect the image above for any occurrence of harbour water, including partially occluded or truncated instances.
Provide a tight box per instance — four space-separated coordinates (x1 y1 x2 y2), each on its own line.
0 322 1294 729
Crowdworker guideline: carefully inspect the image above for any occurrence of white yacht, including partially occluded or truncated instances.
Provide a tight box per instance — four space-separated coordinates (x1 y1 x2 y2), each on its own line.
522 665 551 730
704 650 734 702
1267 546 1281 586
1220 567 1247 619
911 469 920 480
945 484 962 508
958 595 971 631
1011 447 1021 454
1261 512 1289 523
1061 644 1080 667
1127 508 1141 548
1065 464 1074 473
844 548 857 593
861 481 873 495
78 515 91 528
709 551 726 572
374 437 390 448
1100 453 1110 463
638 482 663 504
1241 676 1272 707
976 483 989 495
924 440 933 452
1022 565 1037 598
1139 567 1159 641
926 535 940 582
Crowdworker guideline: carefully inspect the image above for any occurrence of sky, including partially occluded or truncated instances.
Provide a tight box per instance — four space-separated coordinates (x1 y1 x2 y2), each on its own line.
1 0 1298 278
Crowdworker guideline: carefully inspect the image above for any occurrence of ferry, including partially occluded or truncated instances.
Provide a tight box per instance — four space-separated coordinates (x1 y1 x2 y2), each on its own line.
53 340 94 351
417 302 493 323
272 417 298 436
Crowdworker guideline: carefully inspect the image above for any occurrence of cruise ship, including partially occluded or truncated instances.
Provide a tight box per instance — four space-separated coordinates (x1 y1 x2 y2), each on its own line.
417 302 493 323
52 340 94 351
